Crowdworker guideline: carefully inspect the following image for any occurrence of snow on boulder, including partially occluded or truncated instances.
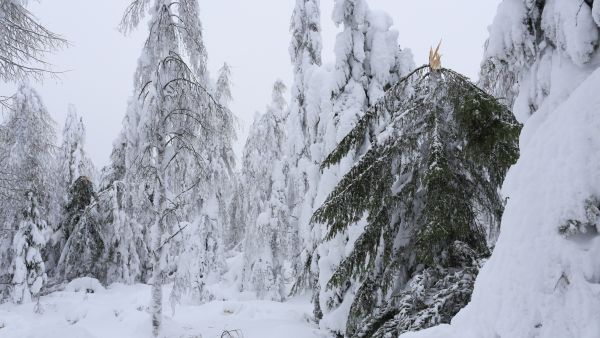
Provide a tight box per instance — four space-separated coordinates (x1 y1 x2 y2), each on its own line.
401 66 600 338
65 277 105 294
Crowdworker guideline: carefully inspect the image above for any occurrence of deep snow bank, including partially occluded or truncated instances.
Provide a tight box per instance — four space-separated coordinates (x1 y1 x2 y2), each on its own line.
400 67 600 338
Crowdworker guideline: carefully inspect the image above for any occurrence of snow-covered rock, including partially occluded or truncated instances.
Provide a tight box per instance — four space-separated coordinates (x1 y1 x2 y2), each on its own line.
65 277 105 294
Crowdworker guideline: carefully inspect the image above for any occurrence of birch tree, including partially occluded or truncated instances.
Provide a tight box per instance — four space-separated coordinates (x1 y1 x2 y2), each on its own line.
0 0 66 83
120 0 235 335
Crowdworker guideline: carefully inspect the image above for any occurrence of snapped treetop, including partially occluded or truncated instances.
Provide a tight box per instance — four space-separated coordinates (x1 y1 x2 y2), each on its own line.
429 41 442 71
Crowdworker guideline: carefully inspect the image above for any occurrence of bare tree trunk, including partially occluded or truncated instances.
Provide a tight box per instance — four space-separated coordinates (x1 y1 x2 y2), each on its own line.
151 194 166 337
151 266 162 337
151 140 167 337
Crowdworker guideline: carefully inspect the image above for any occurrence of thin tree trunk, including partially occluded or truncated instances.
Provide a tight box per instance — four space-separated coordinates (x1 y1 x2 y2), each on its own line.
151 266 162 337
151 140 167 337
151 198 165 337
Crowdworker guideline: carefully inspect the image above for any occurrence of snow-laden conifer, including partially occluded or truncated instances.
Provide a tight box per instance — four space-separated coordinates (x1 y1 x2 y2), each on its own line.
11 192 48 304
45 105 98 273
479 0 599 122
293 1 413 332
99 132 146 285
0 84 59 225
55 176 104 282
313 66 520 337
215 63 233 107
0 84 58 300
239 80 290 300
284 0 326 302
288 0 322 157
58 105 96 190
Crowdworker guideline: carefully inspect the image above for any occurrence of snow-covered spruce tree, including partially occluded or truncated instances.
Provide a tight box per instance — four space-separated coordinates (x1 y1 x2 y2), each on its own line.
240 80 290 301
57 105 96 191
11 191 48 304
479 0 599 122
99 131 147 285
402 2 600 338
120 0 235 335
312 66 520 337
55 176 104 282
0 84 58 300
331 0 412 112
215 62 244 249
44 105 98 275
287 0 322 157
290 0 414 331
215 63 232 107
280 0 325 302
227 176 245 253
0 84 59 227
0 0 66 83
0 1 63 295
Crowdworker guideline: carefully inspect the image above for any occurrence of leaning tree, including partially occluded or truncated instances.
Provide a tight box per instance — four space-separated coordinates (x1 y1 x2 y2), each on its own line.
312 64 520 337
120 0 235 335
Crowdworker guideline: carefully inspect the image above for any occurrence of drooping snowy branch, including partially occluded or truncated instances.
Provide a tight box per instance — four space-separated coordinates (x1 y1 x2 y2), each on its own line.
0 0 67 82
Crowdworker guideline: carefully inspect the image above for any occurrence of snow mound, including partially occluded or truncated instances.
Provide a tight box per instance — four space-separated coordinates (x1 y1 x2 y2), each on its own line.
400 66 600 338
65 277 105 294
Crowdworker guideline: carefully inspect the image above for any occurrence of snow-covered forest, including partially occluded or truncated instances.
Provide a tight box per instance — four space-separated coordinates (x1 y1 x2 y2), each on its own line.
1 0 599 337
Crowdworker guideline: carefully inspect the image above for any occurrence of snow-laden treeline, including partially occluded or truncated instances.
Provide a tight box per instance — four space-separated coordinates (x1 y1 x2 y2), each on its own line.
0 1 513 337
3 0 597 337
232 0 519 337
1 0 237 335
0 83 96 301
232 1 418 335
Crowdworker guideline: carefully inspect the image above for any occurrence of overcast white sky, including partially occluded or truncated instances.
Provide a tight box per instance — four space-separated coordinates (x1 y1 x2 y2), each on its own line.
3 0 501 168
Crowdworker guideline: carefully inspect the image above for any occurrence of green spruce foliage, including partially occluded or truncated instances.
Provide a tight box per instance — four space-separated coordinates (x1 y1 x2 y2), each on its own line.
57 176 105 282
312 66 521 337
63 176 96 240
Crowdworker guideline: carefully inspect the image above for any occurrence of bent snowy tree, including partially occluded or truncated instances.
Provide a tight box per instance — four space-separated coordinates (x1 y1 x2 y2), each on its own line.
312 66 521 337
120 0 235 335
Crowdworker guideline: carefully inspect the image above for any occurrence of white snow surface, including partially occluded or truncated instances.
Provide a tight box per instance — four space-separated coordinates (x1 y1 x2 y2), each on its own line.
400 65 600 338
0 280 327 338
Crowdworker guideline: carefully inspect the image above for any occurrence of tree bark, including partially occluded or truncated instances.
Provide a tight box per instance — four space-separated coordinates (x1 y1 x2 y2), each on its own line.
151 138 167 337
151 269 162 337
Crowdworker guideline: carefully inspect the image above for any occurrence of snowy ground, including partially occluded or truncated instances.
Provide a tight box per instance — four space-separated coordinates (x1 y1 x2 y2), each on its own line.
0 279 328 338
